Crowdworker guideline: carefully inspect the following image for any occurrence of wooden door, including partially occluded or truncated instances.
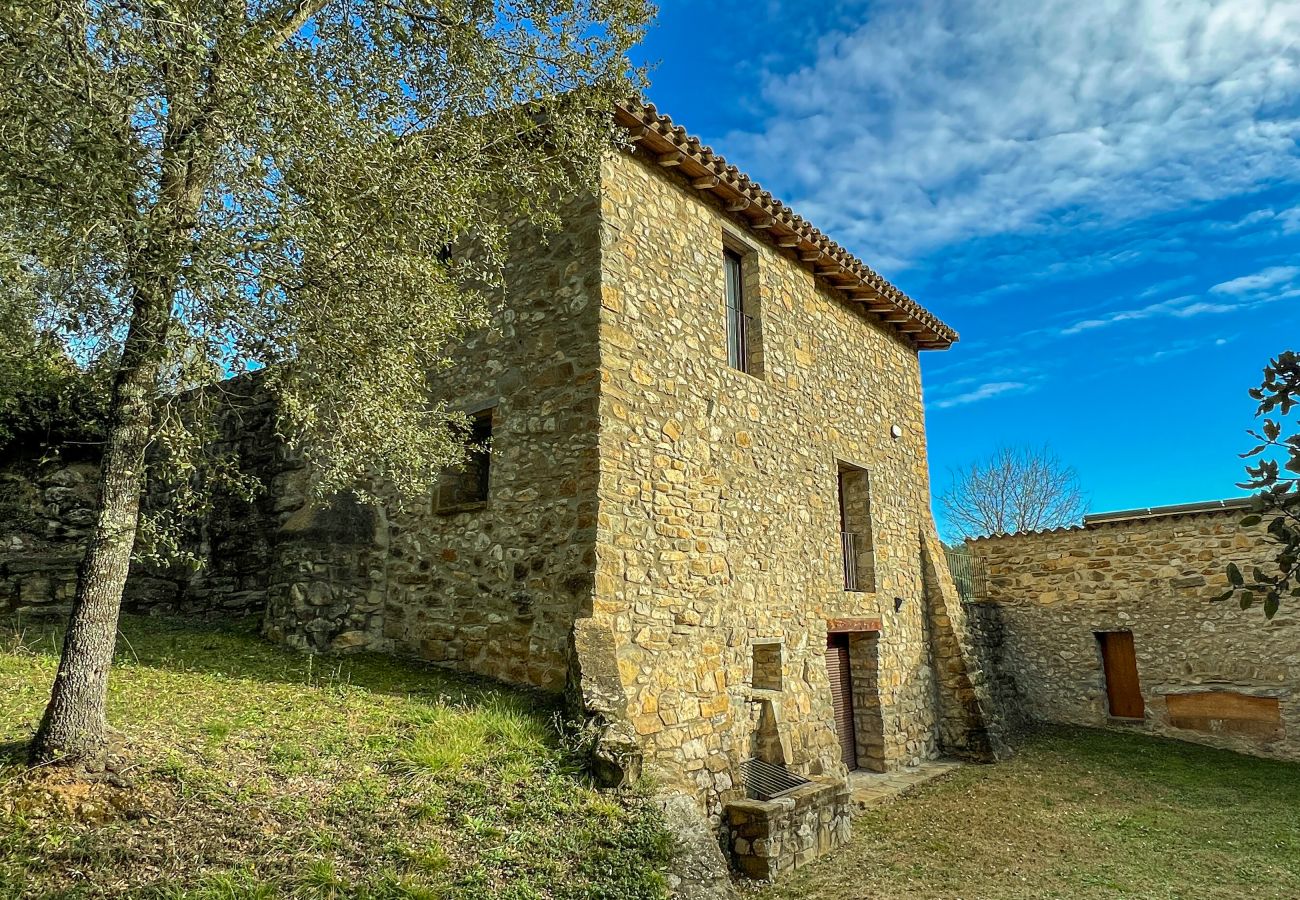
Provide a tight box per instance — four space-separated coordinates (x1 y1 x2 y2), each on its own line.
826 634 858 769
1097 631 1144 719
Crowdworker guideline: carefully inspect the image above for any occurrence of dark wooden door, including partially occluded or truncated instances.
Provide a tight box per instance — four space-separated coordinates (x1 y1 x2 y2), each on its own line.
1098 631 1144 719
826 633 857 769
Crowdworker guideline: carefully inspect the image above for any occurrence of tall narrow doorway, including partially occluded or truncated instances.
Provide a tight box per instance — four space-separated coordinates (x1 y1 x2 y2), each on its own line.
826 632 857 769
1096 631 1144 719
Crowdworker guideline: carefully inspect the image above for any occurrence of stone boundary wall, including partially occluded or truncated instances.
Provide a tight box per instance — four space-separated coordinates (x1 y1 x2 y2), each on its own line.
0 455 188 618
968 507 1300 761
0 375 371 631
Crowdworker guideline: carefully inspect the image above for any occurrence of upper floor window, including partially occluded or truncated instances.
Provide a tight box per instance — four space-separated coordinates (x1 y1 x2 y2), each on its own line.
437 408 493 510
838 464 877 592
723 245 764 376
724 248 748 372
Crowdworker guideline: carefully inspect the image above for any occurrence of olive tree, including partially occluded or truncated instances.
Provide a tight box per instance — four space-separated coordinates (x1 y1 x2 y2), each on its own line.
1217 350 1300 619
0 0 651 767
939 445 1088 540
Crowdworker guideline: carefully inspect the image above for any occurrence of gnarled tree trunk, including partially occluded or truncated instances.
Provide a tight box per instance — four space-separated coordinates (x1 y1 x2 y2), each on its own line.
28 292 168 766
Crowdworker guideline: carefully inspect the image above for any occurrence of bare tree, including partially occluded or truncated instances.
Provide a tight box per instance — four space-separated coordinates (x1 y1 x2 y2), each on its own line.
940 446 1088 540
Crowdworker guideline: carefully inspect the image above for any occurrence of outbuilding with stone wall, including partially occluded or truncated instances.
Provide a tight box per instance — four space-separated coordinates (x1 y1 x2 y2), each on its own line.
968 500 1300 762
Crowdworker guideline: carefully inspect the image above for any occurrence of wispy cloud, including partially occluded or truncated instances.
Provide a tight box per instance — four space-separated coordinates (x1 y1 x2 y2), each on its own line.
1210 265 1300 295
724 0 1300 268
934 381 1032 408
1057 264 1300 336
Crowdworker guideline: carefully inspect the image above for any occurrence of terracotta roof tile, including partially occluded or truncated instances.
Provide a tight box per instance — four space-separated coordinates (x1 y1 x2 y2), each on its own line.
615 100 958 350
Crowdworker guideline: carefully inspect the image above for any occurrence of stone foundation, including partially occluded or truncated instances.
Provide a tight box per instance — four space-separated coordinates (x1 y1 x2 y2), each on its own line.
725 779 853 880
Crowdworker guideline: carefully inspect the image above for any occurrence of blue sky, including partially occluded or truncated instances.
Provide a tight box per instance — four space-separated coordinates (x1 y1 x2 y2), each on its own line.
631 0 1300 530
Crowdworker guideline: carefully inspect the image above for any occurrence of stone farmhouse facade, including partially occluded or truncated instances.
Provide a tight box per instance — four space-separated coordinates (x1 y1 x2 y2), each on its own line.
327 101 1003 851
967 500 1300 763
2 101 1004 876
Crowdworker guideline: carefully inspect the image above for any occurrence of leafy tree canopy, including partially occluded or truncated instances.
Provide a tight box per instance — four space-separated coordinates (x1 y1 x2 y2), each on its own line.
1218 350 1300 619
0 0 651 503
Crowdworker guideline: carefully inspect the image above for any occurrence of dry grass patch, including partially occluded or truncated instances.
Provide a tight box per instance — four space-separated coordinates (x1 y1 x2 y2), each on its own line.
0 615 672 899
759 725 1300 900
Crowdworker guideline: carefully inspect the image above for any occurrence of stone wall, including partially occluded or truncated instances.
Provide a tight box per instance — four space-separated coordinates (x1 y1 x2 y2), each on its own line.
0 376 374 629
583 145 999 830
724 779 852 880
969 507 1300 761
364 196 606 692
0 454 183 618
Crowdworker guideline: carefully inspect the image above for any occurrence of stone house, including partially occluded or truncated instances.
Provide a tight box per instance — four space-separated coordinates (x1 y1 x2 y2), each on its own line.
967 499 1300 763
1 101 1002 877
285 99 1000 850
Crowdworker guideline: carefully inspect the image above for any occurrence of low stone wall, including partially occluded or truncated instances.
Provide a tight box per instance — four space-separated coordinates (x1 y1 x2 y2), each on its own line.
724 779 852 880
0 376 340 626
0 456 186 618
968 505 1300 761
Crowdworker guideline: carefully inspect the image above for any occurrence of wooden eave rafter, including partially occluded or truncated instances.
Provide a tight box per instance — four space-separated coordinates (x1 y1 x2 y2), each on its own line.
613 101 958 350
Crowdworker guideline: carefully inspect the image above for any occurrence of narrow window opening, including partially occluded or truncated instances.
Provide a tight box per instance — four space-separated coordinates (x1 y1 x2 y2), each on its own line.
751 641 783 692
723 245 763 376
724 249 748 371
837 465 876 592
437 408 493 510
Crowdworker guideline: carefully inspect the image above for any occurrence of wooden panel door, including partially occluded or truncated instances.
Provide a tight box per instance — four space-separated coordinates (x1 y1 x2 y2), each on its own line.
826 634 858 769
1097 631 1144 719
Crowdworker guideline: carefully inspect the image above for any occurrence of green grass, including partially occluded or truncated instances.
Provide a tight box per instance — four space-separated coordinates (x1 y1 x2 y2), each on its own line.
0 615 672 899
760 725 1300 900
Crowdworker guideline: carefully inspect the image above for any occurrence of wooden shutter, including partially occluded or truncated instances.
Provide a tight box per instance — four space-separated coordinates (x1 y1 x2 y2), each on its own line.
826 634 857 769
1098 631 1144 719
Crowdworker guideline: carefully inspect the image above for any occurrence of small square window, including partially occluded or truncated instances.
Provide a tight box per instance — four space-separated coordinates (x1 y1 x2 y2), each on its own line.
751 641 783 692
437 409 493 510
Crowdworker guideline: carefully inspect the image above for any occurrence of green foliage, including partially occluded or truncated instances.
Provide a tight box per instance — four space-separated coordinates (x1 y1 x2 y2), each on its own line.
0 0 652 505
0 304 109 454
1217 350 1300 618
0 616 673 899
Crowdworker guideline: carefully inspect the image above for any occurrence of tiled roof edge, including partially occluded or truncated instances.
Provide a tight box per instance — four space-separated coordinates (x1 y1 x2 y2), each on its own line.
964 497 1256 543
613 100 957 350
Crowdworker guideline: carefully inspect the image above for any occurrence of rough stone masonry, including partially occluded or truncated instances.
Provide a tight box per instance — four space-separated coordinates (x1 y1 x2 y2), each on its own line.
1 100 1005 880
968 501 1300 762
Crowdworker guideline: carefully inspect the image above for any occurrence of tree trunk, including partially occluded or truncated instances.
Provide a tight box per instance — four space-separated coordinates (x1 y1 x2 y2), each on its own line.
29 292 169 767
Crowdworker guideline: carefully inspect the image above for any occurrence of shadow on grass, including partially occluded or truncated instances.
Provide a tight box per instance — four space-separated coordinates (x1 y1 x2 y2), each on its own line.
0 741 28 768
1 612 560 720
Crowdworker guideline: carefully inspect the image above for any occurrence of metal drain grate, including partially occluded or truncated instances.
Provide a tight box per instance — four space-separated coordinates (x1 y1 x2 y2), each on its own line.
740 758 810 801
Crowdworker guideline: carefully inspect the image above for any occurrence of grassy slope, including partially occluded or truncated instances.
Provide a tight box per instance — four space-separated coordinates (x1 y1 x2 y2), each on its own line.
761 726 1300 900
0 616 672 900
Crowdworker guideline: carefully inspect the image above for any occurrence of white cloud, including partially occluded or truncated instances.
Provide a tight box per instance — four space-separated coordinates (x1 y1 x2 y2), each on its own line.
1057 267 1300 336
723 0 1300 267
934 381 1031 408
1210 265 1300 295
